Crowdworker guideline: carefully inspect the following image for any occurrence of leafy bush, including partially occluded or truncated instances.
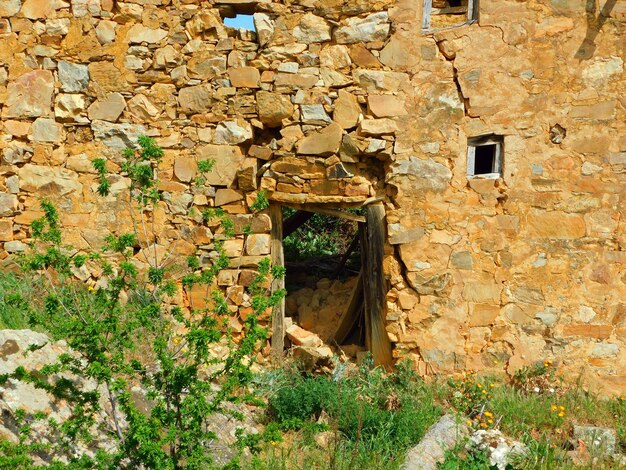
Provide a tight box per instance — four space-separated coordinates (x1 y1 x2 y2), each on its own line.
282 209 359 262
0 136 285 469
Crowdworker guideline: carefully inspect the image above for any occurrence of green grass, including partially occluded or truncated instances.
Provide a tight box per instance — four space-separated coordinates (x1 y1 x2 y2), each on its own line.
0 271 45 330
249 360 442 469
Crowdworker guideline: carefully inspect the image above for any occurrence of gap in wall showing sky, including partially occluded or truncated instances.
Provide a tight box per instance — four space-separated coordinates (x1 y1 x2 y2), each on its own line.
224 14 256 31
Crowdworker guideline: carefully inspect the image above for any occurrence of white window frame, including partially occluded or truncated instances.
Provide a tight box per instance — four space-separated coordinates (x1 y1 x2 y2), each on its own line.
422 0 478 33
467 135 503 180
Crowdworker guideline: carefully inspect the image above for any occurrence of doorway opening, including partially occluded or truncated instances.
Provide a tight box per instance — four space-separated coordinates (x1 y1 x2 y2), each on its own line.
269 202 393 367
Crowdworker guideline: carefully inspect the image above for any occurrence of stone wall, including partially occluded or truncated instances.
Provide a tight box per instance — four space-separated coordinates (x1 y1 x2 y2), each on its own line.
0 0 624 393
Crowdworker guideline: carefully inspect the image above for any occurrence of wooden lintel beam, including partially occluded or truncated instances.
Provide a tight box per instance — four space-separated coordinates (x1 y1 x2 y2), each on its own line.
282 204 366 223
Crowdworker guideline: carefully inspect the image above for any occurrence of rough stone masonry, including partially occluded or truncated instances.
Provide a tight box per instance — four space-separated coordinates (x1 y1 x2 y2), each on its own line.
0 0 624 393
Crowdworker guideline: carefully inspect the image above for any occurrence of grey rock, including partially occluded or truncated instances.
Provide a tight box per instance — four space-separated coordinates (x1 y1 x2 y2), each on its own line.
58 61 89 92
467 430 527 470
30 118 63 142
401 414 469 470
573 425 617 456
301 104 332 125
214 120 253 145
4 241 28 253
91 120 146 150
293 13 331 43
335 12 390 44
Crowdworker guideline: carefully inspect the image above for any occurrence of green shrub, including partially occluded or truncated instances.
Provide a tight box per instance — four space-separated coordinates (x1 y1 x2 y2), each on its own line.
266 360 441 467
0 136 285 469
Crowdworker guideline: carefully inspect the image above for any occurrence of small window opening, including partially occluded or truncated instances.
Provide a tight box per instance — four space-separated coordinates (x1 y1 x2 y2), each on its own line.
223 14 256 32
467 135 503 179
422 0 477 32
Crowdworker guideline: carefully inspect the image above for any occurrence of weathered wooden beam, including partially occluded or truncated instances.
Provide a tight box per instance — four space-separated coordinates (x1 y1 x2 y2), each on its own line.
362 204 393 368
331 272 363 345
283 210 314 238
282 204 366 223
269 204 285 360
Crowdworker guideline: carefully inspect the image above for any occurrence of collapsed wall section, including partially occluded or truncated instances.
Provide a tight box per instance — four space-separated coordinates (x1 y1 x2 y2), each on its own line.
0 0 624 393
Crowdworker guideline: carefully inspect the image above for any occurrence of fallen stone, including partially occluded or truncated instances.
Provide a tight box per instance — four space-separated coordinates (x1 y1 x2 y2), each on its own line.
2 70 54 118
573 424 617 456
286 324 323 348
466 430 527 470
401 414 469 470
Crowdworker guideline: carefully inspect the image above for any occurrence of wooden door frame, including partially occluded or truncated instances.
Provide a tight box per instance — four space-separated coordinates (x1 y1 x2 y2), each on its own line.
269 200 393 367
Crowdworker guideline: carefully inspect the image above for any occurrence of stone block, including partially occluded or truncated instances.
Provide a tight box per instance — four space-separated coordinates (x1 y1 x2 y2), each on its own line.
228 67 260 88
58 61 89 92
2 70 54 118
297 123 343 156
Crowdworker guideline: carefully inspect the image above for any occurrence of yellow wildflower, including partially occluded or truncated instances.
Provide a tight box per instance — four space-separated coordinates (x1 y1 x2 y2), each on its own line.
488 419 493 424
559 406 565 411
551 405 558 411
558 412 565 417
484 411 493 418
466 420 472 426
482 389 487 394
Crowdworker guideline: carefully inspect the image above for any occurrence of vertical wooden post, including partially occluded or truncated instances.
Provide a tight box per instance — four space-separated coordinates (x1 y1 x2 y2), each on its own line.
269 204 285 360
359 223 372 352
363 203 393 368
